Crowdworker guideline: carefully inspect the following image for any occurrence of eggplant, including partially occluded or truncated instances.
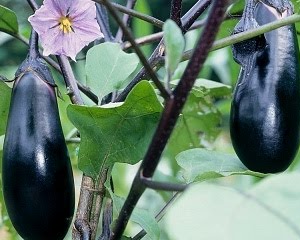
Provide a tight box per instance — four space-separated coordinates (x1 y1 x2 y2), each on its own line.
2 32 75 239
230 0 300 173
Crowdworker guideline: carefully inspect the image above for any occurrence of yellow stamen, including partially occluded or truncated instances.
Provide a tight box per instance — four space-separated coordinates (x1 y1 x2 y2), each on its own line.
59 17 73 34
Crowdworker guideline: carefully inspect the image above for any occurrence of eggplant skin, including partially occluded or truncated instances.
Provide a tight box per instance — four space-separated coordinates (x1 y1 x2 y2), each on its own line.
230 1 300 173
2 71 75 240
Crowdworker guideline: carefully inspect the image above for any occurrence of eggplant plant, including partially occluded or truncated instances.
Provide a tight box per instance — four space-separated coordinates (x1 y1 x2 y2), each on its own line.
1 0 300 240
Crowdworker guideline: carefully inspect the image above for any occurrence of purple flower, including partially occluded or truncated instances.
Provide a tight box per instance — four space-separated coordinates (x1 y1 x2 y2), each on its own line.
28 0 103 61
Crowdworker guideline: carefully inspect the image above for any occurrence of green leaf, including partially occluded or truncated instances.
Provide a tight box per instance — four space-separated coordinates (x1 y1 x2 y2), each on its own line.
191 78 232 97
171 78 232 98
0 81 11 136
85 42 139 101
163 19 185 77
165 173 300 240
67 81 162 178
164 93 222 163
176 148 268 183
106 182 160 240
0 6 18 35
165 78 231 163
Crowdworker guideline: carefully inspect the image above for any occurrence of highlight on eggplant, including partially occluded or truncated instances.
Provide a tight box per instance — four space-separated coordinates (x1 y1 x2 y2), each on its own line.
2 31 75 240
230 0 300 173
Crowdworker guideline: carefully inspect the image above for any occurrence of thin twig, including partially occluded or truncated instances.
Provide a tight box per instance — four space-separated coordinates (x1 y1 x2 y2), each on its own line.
110 1 229 239
122 32 164 50
96 4 114 42
100 0 171 100
56 57 84 104
122 19 206 50
181 0 212 32
93 0 163 28
132 192 180 240
27 0 39 10
115 0 138 42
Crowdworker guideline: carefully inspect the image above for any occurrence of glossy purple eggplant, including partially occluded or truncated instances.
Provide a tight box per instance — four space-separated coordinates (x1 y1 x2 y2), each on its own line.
2 32 75 240
230 0 300 173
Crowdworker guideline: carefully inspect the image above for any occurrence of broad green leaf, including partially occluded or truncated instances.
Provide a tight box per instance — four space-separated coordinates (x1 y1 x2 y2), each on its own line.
0 81 11 135
106 182 160 240
85 42 139 101
176 148 267 183
0 6 18 35
164 93 222 163
163 19 185 77
165 173 300 240
67 81 162 178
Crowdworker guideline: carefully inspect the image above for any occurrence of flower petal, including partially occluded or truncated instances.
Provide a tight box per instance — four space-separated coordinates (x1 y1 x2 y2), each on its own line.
51 0 73 16
28 0 104 60
28 4 59 36
42 0 62 17
70 0 96 21
39 28 63 56
73 20 103 44
62 33 82 61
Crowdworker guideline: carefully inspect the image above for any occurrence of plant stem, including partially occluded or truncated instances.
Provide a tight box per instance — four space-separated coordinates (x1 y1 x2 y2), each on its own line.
27 0 39 10
181 0 212 32
56 57 84 104
73 176 95 240
122 19 206 50
115 0 138 42
115 0 212 102
110 1 229 239
96 3 114 42
98 198 113 240
90 168 109 240
74 219 92 240
170 0 183 27
92 0 163 28
100 0 171 100
28 30 39 60
139 174 187 191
